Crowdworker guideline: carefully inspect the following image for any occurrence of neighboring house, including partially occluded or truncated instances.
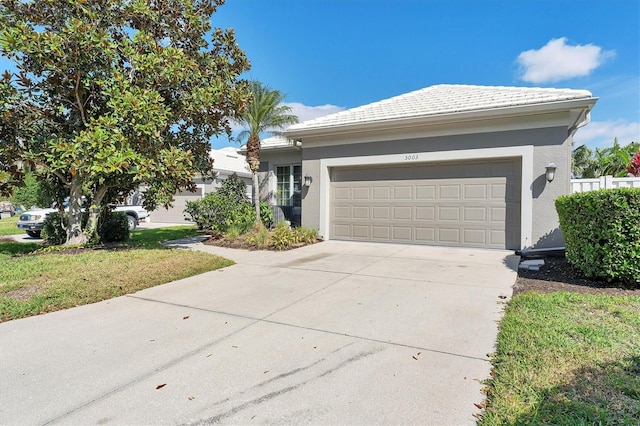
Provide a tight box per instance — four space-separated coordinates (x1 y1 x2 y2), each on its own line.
258 84 597 250
150 147 252 223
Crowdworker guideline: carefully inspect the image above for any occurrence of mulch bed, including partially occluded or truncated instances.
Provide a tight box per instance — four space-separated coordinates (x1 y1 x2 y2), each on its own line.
515 254 638 296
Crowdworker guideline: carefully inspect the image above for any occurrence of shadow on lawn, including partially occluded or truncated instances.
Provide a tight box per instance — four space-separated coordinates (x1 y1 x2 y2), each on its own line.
0 226 205 257
513 355 640 424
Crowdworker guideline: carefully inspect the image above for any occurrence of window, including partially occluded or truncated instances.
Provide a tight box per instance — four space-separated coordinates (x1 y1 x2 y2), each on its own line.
276 165 302 207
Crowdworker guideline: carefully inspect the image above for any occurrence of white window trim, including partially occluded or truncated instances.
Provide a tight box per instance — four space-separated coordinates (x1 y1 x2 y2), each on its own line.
318 146 533 249
275 164 302 207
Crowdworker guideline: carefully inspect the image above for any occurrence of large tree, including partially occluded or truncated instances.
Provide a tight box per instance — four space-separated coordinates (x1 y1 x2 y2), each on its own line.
0 0 251 244
236 81 298 222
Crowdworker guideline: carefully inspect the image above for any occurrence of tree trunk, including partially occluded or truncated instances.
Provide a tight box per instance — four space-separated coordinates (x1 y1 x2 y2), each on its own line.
252 171 261 224
86 187 107 243
246 133 262 224
66 177 86 245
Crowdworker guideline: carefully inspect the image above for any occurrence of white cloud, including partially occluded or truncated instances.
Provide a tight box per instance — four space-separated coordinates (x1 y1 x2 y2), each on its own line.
573 120 640 149
517 38 615 84
284 102 346 124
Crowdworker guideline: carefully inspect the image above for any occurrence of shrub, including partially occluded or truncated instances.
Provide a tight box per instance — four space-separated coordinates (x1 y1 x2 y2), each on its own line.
217 173 249 204
41 211 90 245
98 212 130 243
556 188 640 286
185 193 255 233
269 222 319 250
260 201 274 228
41 211 69 245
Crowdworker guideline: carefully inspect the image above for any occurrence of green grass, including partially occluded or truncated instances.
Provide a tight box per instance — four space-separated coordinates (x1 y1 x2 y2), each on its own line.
0 226 233 322
0 216 22 236
480 292 640 425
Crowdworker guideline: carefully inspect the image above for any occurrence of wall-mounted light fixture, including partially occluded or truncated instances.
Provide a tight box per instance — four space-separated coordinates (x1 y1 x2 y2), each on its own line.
545 162 557 182
304 174 312 187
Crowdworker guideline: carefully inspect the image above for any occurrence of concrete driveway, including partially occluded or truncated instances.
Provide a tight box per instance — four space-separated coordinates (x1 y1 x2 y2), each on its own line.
0 240 518 425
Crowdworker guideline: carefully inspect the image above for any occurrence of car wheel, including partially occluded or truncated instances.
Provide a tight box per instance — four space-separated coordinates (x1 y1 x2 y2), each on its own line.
127 214 137 231
26 230 41 238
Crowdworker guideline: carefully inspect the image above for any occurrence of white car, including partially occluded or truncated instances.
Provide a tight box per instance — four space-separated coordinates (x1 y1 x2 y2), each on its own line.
17 205 149 238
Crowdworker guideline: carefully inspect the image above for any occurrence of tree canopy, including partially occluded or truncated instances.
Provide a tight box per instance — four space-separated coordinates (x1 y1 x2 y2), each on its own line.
0 0 251 244
572 139 640 178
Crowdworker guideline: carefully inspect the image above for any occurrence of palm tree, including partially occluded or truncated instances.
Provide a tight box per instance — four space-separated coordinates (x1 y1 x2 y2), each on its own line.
236 81 299 222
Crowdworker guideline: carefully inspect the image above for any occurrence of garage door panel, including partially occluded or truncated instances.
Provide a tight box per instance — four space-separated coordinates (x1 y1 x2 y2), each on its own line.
352 225 370 238
438 206 460 221
415 206 435 221
372 226 391 239
438 228 461 244
372 206 391 220
439 185 461 199
416 185 436 199
464 206 488 221
353 187 370 200
333 224 351 238
464 184 487 199
394 186 413 200
392 227 412 240
463 229 487 245
373 186 391 200
415 227 436 242
352 206 370 219
393 206 412 220
330 159 521 249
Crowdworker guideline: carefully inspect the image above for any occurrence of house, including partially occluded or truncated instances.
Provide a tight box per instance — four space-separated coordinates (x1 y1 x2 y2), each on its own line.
150 147 252 223
258 84 597 250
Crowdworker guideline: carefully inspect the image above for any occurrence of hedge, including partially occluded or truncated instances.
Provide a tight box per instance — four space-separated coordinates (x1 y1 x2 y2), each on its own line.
555 188 640 286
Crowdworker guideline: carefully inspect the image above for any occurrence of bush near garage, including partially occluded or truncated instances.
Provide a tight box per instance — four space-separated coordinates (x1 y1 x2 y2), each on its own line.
555 188 640 286
184 174 273 233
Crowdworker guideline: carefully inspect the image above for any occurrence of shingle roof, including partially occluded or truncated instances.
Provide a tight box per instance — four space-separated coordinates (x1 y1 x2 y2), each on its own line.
286 84 594 132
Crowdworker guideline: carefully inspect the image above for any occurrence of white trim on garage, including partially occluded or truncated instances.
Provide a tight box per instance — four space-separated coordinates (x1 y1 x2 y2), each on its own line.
318 146 534 249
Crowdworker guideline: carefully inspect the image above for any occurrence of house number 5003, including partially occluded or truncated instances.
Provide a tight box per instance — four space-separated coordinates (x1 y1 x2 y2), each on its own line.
404 154 419 161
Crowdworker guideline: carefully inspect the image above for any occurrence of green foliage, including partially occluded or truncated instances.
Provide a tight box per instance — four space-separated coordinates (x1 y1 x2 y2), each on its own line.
185 193 255 233
10 170 41 209
217 173 248 204
556 188 640 286
260 201 274 228
269 221 318 250
98 212 130 243
245 223 270 249
41 212 69 246
0 0 251 243
572 139 640 178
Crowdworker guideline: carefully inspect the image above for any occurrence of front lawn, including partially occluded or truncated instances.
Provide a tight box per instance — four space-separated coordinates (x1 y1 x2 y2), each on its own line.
0 226 233 322
0 216 22 236
480 292 640 424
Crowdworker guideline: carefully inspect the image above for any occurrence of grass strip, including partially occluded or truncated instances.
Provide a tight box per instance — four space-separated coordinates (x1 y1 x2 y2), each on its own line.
0 226 233 322
480 291 640 425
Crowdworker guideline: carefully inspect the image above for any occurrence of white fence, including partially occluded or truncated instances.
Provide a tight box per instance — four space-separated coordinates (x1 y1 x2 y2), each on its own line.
571 176 640 193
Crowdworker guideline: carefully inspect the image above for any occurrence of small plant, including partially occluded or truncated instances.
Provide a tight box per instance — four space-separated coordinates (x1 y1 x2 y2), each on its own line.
225 225 242 240
245 222 270 249
270 221 293 250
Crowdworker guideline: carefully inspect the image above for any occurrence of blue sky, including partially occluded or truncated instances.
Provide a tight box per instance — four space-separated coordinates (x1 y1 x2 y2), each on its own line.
210 0 639 150
1 0 637 151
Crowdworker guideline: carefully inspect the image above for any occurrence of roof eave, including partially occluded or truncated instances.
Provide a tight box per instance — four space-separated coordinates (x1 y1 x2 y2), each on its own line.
285 97 599 139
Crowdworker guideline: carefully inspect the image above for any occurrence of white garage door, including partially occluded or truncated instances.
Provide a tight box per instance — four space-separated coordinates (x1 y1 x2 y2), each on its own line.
151 189 202 223
330 159 521 249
